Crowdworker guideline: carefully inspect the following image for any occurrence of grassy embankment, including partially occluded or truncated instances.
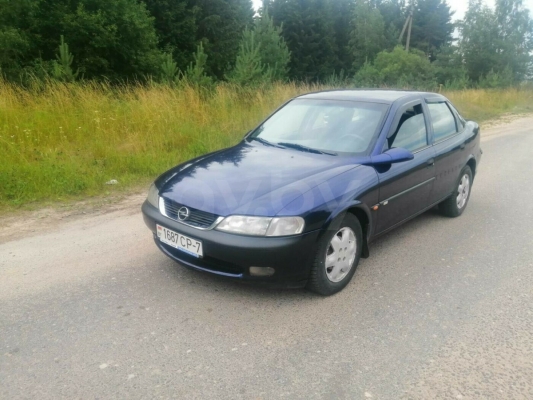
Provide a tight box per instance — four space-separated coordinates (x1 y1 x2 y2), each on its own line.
1 81 532 210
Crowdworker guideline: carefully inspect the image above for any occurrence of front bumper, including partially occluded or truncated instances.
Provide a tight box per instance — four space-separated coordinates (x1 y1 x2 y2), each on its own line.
142 201 320 287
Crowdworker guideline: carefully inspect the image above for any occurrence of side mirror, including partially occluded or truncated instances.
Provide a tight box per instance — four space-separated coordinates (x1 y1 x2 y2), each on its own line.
365 148 414 166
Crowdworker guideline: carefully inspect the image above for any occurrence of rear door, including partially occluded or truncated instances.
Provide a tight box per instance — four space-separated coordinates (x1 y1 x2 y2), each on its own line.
424 98 467 204
375 100 436 234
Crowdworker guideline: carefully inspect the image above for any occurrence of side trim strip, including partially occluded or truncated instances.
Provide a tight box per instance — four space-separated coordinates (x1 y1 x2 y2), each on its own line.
370 193 454 240
374 177 436 208
412 145 431 154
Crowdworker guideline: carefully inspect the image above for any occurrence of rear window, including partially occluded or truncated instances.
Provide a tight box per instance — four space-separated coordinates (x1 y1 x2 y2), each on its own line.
428 102 458 141
447 102 466 129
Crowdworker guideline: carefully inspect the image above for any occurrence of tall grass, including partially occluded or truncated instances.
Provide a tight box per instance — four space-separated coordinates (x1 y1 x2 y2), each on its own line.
444 88 533 122
1 80 532 209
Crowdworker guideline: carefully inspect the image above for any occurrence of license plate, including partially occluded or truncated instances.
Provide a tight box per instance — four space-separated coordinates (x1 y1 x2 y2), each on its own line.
157 225 203 258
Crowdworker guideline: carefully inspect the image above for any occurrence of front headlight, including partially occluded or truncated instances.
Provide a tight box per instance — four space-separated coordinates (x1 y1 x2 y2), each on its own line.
216 216 272 236
266 217 305 236
146 183 159 209
215 215 305 237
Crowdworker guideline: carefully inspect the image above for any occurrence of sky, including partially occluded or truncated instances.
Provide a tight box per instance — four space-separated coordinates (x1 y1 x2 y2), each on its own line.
251 0 533 21
450 0 491 20
449 0 533 20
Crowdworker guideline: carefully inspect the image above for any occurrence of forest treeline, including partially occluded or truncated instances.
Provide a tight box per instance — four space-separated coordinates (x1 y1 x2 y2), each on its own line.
1 0 532 88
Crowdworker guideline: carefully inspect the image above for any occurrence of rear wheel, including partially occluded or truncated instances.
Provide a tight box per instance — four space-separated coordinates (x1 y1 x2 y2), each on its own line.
306 214 362 296
439 166 473 218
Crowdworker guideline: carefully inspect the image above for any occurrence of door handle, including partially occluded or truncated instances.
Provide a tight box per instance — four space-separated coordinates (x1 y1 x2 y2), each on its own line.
427 158 435 166
460 143 466 150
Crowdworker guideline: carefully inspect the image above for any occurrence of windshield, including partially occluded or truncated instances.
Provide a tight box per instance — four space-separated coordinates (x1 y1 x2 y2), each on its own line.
249 99 389 155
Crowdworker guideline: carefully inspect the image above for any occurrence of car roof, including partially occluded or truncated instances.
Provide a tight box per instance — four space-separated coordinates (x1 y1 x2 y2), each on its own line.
296 89 442 104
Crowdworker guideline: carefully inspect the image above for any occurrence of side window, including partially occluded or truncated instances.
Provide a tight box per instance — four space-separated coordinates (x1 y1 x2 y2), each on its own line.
447 102 466 129
428 102 458 141
387 104 428 152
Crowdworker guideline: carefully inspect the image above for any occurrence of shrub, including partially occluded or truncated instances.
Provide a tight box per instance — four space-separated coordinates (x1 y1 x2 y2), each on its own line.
354 46 436 89
478 67 515 89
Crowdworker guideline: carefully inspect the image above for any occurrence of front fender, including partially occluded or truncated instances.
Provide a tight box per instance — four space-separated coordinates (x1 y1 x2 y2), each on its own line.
276 165 379 240
322 202 373 258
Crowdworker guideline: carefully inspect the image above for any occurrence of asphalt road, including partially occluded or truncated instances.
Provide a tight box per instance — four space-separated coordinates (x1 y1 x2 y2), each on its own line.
1 117 533 399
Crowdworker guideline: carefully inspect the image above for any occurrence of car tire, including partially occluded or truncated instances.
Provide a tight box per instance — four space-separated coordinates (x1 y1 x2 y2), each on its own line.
306 213 363 296
439 165 473 218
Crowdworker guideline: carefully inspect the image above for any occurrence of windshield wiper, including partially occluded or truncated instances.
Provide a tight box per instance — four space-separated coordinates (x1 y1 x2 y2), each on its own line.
276 142 337 156
250 137 285 149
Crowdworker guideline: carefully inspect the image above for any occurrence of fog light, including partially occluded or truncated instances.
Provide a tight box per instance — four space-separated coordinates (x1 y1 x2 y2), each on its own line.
249 267 275 277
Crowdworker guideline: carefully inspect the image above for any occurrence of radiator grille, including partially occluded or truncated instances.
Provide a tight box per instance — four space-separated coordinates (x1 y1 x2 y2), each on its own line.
162 198 220 229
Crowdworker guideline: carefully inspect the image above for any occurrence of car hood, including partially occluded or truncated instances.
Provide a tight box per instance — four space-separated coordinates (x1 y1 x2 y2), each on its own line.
158 141 359 216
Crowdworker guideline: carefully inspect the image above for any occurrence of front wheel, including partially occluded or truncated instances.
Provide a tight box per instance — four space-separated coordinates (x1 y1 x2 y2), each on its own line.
306 214 362 296
439 165 473 218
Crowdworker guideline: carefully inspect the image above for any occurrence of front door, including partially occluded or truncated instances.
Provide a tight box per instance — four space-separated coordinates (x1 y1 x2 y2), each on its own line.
375 102 435 234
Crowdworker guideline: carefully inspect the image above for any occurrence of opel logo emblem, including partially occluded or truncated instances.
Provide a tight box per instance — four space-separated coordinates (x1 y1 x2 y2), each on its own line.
177 207 190 221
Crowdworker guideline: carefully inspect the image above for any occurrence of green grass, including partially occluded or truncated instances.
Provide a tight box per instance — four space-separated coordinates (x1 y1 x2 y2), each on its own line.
1 81 532 210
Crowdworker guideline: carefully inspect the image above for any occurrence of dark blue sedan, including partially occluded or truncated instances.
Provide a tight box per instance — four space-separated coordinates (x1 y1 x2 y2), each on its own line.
142 90 482 295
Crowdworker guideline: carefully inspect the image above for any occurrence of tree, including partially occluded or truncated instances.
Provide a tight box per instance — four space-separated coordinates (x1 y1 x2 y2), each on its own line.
143 0 199 70
494 0 533 81
369 0 407 51
52 35 79 82
27 0 162 80
332 0 355 73
350 0 387 71
433 45 470 88
253 10 291 81
270 0 339 81
459 0 532 84
160 52 179 83
409 0 455 60
183 42 213 86
227 28 268 85
376 0 406 26
0 27 30 78
194 0 254 79
459 0 502 83
0 0 36 79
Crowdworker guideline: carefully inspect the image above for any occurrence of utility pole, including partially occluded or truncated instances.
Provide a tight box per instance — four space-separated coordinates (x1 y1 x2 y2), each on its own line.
406 9 413 52
398 5 414 52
